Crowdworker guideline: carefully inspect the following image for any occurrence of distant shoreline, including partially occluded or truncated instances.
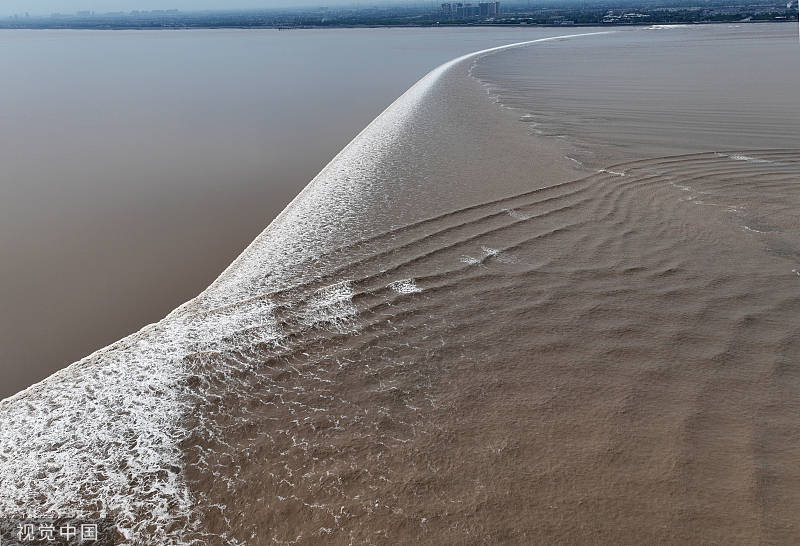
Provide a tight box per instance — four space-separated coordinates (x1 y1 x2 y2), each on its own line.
2 3 797 31
0 19 796 30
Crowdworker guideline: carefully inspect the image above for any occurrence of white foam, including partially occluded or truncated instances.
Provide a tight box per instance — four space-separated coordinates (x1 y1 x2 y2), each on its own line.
646 24 688 30
388 279 422 294
565 155 585 168
301 281 358 331
0 305 281 544
727 154 772 164
481 245 518 264
0 280 357 544
504 208 531 221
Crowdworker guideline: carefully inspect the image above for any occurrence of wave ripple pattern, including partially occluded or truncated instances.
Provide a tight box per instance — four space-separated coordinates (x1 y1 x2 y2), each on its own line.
0 33 611 545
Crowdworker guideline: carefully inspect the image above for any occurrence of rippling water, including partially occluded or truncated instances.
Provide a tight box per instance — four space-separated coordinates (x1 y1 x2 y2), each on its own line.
473 24 800 163
2 25 800 544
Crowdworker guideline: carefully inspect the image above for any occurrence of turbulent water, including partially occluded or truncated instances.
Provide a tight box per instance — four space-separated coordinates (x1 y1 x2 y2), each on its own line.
3 25 800 544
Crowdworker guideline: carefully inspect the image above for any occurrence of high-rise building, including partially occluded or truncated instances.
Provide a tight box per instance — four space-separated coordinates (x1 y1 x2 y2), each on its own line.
454 3 480 17
478 1 500 17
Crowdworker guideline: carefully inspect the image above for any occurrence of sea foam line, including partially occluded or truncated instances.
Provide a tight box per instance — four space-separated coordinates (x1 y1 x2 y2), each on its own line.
0 30 614 545
199 30 616 311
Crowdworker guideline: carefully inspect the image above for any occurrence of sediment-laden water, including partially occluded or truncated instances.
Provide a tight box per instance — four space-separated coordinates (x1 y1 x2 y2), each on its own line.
2 25 800 544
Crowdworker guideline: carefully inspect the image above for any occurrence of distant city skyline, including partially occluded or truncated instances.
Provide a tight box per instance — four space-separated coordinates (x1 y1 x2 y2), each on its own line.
0 0 431 17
